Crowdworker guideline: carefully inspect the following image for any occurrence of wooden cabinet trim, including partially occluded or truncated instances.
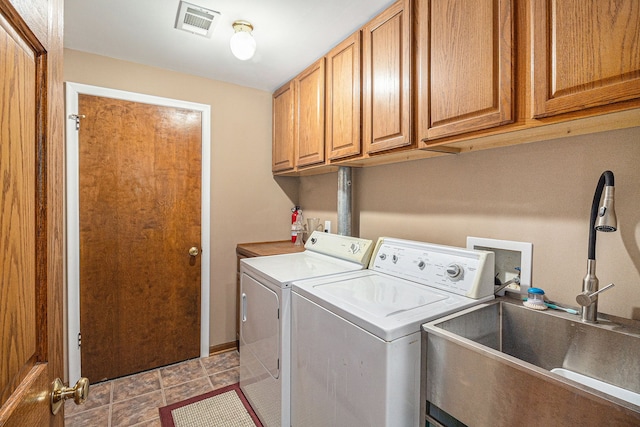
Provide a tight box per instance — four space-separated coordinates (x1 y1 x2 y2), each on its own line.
326 31 362 161
272 81 296 172
272 0 640 176
362 0 414 154
532 0 640 118
418 0 514 144
295 58 326 168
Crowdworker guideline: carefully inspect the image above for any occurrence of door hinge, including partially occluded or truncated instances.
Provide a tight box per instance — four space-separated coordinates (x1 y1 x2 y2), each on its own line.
69 114 86 130
77 332 82 348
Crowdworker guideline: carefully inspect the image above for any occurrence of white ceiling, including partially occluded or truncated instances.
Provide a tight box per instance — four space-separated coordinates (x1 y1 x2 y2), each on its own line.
64 0 396 92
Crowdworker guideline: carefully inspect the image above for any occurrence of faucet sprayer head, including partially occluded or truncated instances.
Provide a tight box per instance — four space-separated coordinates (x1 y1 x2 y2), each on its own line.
595 185 617 232
582 171 617 322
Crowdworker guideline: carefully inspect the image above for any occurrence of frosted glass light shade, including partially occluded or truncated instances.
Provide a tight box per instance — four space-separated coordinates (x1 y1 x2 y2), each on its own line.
230 23 256 61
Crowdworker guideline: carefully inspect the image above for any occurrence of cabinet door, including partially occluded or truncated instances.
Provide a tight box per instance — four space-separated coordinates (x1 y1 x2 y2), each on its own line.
295 58 326 167
272 81 295 172
326 32 362 160
532 0 640 118
418 0 513 143
363 0 413 154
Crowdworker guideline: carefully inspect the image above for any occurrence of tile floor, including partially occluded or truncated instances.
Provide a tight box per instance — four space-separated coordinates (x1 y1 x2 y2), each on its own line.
64 350 240 427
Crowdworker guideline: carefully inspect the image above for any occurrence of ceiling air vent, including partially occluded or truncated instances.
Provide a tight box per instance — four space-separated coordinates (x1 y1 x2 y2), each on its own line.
175 1 221 38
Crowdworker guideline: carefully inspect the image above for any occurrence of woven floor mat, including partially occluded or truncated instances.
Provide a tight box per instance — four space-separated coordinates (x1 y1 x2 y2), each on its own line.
158 383 262 427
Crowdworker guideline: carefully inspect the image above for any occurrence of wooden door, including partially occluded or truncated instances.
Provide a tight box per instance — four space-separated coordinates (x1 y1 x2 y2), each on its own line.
78 95 202 382
295 58 326 168
0 0 65 425
326 31 362 161
417 0 513 142
532 0 640 118
362 0 413 154
272 81 296 172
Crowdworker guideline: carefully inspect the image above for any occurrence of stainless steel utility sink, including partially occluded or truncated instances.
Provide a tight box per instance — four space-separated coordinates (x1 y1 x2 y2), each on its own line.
421 299 640 426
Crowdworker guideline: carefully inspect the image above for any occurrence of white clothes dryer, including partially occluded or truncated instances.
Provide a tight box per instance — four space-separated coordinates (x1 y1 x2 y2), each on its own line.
239 231 374 427
291 237 495 427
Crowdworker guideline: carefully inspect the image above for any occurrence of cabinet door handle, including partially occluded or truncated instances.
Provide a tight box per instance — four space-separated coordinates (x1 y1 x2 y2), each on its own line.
241 293 247 322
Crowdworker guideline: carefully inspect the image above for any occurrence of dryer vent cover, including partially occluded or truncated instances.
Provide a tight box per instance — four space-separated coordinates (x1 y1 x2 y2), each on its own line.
175 1 221 38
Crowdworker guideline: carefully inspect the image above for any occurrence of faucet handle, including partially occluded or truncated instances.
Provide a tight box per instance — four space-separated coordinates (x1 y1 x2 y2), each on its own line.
576 283 615 307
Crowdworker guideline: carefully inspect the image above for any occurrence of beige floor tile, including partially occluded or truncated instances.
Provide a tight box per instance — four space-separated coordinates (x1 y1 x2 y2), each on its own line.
111 390 164 427
163 376 213 406
131 417 162 427
64 350 241 425
201 351 239 375
159 358 207 388
112 369 161 402
210 367 240 390
65 404 110 427
65 380 112 416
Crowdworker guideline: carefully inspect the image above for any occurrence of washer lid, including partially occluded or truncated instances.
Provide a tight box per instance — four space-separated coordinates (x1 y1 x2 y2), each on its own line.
293 270 492 341
316 274 448 317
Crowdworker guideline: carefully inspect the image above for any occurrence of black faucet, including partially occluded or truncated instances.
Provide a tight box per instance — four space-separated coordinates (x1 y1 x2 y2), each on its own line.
577 170 617 323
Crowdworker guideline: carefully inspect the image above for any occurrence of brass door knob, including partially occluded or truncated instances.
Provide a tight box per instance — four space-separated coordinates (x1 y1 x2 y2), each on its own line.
189 246 199 257
51 377 89 415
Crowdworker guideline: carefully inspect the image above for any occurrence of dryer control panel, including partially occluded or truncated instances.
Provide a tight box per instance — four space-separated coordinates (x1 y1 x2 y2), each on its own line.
370 238 495 299
304 231 374 266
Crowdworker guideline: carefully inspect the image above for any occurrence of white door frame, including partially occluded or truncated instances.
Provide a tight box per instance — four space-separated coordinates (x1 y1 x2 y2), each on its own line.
65 82 211 384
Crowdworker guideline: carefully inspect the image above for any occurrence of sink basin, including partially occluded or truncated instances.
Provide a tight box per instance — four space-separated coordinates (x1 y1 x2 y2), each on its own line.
421 299 640 426
550 368 640 406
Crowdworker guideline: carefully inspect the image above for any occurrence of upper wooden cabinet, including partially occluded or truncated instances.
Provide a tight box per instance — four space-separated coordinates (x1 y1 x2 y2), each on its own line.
272 0 640 176
532 0 640 118
417 0 514 143
363 0 414 154
272 81 295 172
326 32 362 161
295 58 326 168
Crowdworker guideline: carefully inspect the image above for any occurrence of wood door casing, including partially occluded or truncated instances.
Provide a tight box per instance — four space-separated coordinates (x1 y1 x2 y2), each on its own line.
78 95 202 382
0 0 65 424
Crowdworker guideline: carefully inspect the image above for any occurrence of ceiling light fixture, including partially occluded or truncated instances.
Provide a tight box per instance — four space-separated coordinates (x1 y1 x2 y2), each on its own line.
230 20 256 61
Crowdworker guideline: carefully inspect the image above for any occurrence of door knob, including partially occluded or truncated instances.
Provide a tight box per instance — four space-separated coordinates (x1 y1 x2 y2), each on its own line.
51 377 90 415
189 247 199 257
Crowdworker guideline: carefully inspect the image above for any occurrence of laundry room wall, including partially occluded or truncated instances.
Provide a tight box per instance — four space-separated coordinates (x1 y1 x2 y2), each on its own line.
64 49 298 348
300 127 640 321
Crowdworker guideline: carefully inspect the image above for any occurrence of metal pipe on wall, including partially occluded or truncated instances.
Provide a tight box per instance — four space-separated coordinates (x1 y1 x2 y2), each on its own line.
337 166 352 236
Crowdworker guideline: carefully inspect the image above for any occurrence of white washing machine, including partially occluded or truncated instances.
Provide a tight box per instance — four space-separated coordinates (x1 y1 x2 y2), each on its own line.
291 237 495 427
239 231 374 427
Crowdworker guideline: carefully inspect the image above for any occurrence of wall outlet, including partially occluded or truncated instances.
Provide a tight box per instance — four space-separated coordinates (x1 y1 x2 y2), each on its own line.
467 237 533 296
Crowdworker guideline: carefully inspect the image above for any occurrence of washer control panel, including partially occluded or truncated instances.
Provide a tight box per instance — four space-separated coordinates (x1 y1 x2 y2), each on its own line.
370 238 495 299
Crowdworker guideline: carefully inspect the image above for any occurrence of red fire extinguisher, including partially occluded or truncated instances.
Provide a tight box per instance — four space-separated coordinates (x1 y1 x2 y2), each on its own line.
291 206 301 243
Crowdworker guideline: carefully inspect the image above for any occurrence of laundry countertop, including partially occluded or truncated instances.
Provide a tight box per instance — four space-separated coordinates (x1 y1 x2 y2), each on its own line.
236 240 305 258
